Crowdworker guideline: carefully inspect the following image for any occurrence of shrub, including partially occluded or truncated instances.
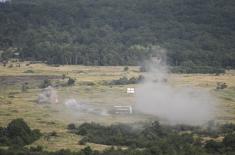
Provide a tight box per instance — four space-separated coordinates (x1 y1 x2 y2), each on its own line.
79 137 88 145
30 145 43 152
67 78 75 86
1 118 42 146
220 123 235 134
81 146 93 155
23 70 34 73
67 124 76 130
62 74 66 79
21 82 29 92
205 140 224 153
50 131 58 137
223 133 235 150
40 79 51 88
124 66 129 71
110 75 144 85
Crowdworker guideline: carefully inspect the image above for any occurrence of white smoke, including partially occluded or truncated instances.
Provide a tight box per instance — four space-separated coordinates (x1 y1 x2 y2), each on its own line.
135 46 216 125
37 86 58 104
64 98 109 116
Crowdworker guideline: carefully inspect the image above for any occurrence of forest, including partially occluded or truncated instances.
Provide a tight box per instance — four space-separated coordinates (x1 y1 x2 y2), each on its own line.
0 0 234 68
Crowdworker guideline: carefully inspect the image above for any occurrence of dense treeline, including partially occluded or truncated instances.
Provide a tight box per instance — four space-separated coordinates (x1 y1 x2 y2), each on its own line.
0 0 234 67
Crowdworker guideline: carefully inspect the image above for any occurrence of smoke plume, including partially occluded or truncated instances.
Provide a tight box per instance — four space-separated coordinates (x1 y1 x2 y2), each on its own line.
135 46 216 125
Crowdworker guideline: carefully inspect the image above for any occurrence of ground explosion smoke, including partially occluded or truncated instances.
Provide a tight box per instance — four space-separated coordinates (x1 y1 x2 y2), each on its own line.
135 47 216 125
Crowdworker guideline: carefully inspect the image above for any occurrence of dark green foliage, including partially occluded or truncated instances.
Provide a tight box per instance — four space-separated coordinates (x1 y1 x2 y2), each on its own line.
220 123 235 134
0 121 235 155
223 133 235 151
77 123 140 146
67 123 76 130
81 146 93 155
23 70 34 73
40 79 51 88
171 66 225 74
0 0 234 69
67 77 75 86
205 140 224 153
21 82 29 92
110 75 144 85
73 122 235 155
62 74 66 80
0 118 41 147
76 122 198 151
49 131 57 137
30 145 43 152
123 66 129 71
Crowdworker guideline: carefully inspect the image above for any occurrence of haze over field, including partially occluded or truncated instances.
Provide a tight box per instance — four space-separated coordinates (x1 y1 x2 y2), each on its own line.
136 47 216 125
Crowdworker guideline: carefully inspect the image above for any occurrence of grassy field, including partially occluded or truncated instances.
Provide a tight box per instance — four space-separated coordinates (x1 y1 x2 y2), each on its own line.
0 61 235 151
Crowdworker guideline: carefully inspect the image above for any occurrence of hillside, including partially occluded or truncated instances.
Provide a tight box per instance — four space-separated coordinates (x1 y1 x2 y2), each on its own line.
0 0 235 67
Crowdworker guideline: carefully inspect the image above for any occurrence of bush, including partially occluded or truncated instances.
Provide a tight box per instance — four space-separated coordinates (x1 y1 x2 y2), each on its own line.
205 140 224 153
67 78 75 86
110 75 144 85
79 137 88 145
220 123 235 134
50 131 58 137
21 82 29 92
23 70 34 73
81 146 93 155
62 74 66 79
40 79 51 88
0 119 42 146
124 66 129 71
30 145 43 152
223 133 235 150
67 124 76 130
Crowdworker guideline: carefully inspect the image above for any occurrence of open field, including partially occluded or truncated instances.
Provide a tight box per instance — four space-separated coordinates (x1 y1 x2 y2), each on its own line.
0 62 235 151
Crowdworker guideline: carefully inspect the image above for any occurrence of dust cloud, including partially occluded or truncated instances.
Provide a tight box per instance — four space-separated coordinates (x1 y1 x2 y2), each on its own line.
135 46 216 125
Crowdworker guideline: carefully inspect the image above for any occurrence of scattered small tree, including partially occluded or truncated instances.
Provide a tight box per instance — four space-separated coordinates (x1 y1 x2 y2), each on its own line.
67 77 75 86
216 82 228 90
62 74 66 79
124 66 129 71
21 82 29 92
67 123 76 130
40 79 51 88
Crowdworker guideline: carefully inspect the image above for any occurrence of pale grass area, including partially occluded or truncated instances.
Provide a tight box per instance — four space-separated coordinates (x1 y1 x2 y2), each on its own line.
0 62 235 151
27 132 111 152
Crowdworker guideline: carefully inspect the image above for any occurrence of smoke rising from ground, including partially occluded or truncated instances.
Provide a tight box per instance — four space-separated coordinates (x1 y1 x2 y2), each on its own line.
37 86 58 104
135 46 216 125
